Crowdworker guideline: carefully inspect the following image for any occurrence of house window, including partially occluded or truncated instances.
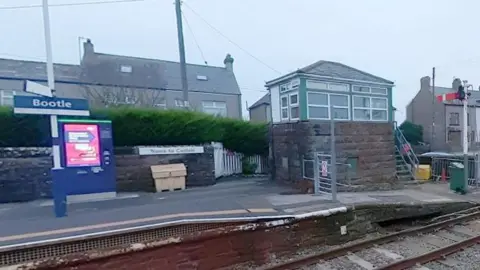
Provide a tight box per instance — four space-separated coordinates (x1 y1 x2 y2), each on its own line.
202 101 227 117
307 92 350 120
307 92 329 119
289 93 299 120
175 99 188 107
353 96 388 121
306 80 349 92
449 112 460 126
280 92 299 121
154 99 167 109
280 95 289 120
0 90 15 106
279 78 300 92
330 94 350 120
120 65 132 73
352 85 387 95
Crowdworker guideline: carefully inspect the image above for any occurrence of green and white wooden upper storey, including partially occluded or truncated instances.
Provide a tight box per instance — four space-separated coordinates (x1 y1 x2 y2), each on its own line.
265 60 395 123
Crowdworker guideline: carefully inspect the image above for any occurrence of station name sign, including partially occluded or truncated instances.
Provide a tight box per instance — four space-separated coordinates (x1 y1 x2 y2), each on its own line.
14 96 90 116
138 146 205 156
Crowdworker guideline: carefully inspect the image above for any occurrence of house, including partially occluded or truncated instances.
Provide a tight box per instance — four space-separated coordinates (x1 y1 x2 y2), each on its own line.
267 60 410 190
0 39 243 118
248 93 271 122
406 76 480 152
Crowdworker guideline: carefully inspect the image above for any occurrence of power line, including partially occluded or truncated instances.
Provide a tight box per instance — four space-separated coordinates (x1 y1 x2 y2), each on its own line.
0 0 144 10
182 12 208 65
182 2 282 75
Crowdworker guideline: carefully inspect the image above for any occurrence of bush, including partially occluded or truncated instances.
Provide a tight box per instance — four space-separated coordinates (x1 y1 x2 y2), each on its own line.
241 156 258 175
0 107 268 155
399 121 423 145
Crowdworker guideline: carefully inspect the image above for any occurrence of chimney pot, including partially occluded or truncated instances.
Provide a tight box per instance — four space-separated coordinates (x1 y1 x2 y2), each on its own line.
82 38 95 64
224 53 234 72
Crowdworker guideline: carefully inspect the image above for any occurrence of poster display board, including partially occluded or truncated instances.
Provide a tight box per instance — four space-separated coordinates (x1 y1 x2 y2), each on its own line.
64 124 101 167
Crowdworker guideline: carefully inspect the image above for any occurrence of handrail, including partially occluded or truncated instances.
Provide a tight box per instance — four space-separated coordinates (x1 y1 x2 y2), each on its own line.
394 123 419 166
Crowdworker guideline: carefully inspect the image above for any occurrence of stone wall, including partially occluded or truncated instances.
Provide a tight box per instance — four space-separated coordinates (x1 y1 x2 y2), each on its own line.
0 145 215 203
27 202 474 270
271 121 396 191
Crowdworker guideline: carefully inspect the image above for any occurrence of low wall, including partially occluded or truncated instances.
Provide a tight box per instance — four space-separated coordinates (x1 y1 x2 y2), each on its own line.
0 145 215 203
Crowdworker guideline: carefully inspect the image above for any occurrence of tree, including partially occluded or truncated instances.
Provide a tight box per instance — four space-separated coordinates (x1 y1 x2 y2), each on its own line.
399 121 423 145
81 84 165 108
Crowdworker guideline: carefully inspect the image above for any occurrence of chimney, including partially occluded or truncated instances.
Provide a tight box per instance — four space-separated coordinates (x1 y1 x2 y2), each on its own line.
452 78 462 90
224 53 234 72
420 76 431 90
81 39 95 64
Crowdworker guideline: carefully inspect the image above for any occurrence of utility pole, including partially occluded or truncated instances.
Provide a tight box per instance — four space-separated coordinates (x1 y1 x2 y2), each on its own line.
175 0 189 108
42 0 61 170
432 67 436 148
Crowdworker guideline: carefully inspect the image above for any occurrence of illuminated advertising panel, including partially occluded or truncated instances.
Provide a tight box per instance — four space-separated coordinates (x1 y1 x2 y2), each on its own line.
64 124 101 167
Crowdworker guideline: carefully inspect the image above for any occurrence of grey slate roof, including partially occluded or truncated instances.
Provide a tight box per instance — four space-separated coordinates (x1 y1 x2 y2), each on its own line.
266 60 394 85
0 53 241 95
0 58 81 82
83 53 241 94
249 93 270 110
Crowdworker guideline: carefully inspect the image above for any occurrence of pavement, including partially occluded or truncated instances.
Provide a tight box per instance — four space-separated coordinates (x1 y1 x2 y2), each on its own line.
0 177 476 248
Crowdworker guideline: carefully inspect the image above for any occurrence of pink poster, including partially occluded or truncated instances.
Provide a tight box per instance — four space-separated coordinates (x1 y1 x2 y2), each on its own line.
64 124 101 167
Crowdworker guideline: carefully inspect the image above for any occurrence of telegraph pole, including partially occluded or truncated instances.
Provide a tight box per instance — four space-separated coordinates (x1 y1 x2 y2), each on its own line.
175 0 189 108
432 67 436 148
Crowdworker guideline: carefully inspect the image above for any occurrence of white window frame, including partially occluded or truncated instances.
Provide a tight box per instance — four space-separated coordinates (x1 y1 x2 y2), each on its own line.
306 92 330 120
306 80 349 92
289 92 299 120
154 98 167 109
306 92 350 120
279 78 300 93
202 101 227 117
352 85 387 95
120 65 132 73
0 90 15 106
352 95 389 121
280 95 289 120
329 93 350 120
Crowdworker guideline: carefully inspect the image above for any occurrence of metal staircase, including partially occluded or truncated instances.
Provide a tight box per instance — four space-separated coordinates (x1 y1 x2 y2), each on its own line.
394 122 419 181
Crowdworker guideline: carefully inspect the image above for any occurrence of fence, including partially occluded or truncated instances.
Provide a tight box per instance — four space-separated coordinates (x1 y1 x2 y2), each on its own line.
430 155 479 187
211 142 268 178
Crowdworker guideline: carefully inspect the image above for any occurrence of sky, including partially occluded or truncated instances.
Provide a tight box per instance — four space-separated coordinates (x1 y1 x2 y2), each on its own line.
1 0 479 122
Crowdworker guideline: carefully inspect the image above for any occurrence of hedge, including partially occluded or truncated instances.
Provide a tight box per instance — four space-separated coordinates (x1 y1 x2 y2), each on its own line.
0 107 268 156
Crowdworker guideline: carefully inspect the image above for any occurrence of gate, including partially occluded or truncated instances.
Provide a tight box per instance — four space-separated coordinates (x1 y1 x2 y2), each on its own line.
313 152 338 200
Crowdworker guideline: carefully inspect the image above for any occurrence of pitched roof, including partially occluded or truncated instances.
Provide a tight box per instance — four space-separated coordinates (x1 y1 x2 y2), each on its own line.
83 53 241 95
0 51 241 95
0 58 81 82
249 93 270 110
266 60 394 86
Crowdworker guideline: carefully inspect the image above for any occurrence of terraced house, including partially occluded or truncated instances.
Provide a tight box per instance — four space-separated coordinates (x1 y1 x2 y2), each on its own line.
267 60 414 191
0 39 243 118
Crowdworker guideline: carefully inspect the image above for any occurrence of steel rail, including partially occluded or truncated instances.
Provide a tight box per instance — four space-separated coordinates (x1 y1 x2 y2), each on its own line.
377 234 480 270
264 210 480 270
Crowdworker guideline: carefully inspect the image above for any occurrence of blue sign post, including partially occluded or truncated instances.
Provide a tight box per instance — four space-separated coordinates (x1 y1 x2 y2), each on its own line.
14 93 91 218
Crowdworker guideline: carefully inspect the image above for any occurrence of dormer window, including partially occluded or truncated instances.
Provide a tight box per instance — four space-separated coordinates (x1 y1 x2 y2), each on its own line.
196 75 208 81
120 65 132 73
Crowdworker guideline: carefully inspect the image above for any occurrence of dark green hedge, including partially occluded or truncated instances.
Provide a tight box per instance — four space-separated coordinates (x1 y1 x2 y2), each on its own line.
0 107 268 155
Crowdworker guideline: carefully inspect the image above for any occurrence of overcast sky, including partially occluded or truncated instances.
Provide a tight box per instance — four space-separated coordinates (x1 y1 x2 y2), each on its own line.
1 0 479 121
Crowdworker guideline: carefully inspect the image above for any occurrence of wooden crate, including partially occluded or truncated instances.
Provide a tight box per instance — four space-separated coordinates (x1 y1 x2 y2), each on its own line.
150 163 187 192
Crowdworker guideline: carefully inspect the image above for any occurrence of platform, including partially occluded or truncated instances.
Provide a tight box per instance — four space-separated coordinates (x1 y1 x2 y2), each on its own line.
0 178 476 247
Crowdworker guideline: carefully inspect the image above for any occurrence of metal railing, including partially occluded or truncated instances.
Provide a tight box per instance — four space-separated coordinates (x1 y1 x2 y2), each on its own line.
394 121 419 176
430 156 479 187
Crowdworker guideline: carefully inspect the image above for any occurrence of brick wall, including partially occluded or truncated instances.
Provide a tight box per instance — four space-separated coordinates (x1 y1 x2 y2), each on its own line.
271 121 396 191
0 145 215 203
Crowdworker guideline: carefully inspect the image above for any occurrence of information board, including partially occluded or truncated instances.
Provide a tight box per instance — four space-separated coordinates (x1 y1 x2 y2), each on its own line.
64 124 101 167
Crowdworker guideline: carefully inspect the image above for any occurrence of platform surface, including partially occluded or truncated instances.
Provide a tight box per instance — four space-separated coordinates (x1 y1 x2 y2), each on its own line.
0 178 473 247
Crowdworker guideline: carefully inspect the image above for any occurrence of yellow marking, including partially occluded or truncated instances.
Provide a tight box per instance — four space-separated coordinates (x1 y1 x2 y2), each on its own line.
0 208 277 242
247 208 277 213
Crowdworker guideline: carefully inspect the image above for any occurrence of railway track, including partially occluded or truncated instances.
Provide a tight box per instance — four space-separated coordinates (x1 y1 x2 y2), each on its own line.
265 207 480 270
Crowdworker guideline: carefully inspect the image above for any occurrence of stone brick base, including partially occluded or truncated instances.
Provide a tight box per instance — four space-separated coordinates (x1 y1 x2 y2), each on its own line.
0 145 215 203
271 121 396 192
